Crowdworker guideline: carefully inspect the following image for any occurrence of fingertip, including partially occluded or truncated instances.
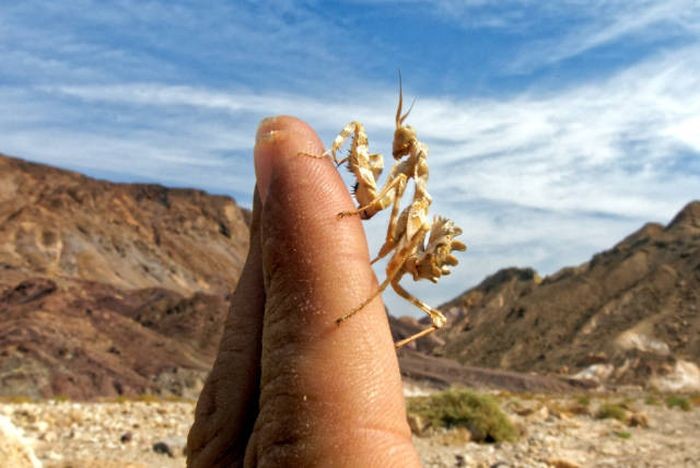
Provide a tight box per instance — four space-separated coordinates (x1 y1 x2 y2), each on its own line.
254 116 325 204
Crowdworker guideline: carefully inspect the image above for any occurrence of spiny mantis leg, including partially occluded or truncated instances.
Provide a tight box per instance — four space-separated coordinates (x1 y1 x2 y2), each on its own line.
337 172 407 219
394 326 438 349
336 222 426 326
390 279 447 349
335 276 391 325
300 121 371 167
297 150 376 172
370 204 405 265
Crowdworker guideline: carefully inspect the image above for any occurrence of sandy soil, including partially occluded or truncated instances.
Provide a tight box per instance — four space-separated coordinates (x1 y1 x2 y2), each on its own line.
1 391 698 467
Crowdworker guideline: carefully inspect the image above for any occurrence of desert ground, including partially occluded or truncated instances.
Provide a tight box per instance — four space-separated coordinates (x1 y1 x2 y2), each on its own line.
2 387 699 468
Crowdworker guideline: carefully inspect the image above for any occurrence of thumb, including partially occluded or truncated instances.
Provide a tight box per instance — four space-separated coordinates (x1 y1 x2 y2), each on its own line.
246 116 419 466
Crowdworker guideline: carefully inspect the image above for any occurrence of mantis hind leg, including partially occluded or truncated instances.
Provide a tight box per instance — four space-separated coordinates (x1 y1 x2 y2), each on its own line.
390 279 446 349
335 277 392 325
336 221 425 327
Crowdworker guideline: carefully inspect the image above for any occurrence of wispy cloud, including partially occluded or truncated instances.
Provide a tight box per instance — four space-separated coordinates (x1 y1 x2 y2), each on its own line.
354 0 700 72
419 44 700 212
509 0 700 71
0 0 390 93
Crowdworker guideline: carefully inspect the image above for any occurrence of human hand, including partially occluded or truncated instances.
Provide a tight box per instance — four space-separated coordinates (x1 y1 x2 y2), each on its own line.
186 116 420 467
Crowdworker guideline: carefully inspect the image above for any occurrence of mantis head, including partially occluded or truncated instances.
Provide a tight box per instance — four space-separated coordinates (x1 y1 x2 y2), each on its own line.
392 73 417 159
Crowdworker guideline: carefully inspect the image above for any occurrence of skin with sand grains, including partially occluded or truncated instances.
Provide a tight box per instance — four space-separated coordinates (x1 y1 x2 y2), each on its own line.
185 116 421 467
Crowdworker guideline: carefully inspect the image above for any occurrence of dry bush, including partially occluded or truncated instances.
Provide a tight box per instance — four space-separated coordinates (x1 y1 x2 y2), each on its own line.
407 388 517 443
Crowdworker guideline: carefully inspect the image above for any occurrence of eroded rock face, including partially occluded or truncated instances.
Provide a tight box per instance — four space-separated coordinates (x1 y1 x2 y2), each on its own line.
0 154 249 295
0 154 249 399
424 201 700 389
0 277 234 399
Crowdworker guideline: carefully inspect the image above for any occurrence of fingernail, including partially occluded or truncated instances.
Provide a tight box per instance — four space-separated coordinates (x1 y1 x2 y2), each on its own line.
254 117 281 204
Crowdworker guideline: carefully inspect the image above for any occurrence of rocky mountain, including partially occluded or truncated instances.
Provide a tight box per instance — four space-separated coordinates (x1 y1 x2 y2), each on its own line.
418 201 700 391
0 153 248 399
2 152 697 397
0 155 248 294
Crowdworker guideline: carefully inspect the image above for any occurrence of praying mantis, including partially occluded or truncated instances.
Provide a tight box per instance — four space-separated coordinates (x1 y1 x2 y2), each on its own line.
306 76 466 348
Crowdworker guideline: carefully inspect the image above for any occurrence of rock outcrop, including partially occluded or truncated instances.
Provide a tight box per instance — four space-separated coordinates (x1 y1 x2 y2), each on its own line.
0 154 248 398
429 201 700 391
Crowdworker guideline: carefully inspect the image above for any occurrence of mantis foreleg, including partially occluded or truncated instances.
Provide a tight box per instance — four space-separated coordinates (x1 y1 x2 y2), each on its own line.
337 172 407 219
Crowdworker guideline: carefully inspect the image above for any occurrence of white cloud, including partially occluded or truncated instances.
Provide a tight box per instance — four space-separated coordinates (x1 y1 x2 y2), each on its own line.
665 116 700 149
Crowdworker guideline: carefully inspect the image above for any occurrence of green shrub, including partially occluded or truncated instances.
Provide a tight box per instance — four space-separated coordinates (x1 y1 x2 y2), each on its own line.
407 389 517 443
575 395 591 407
595 403 627 422
614 430 631 439
644 395 660 406
665 395 691 411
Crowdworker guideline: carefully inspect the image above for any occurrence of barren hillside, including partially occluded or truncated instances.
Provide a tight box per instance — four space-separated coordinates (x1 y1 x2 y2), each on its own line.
0 154 249 398
428 201 700 390
0 154 249 294
1 152 697 397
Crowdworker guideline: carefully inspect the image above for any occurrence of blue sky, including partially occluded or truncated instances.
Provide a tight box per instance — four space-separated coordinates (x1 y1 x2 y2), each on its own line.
1 1 699 318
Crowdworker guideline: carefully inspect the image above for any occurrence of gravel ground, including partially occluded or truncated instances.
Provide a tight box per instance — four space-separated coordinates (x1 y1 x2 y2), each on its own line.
1 392 698 467
413 392 700 467
1 400 191 467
